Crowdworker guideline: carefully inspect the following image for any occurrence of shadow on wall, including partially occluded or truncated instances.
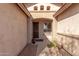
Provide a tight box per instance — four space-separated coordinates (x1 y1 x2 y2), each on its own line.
57 33 79 55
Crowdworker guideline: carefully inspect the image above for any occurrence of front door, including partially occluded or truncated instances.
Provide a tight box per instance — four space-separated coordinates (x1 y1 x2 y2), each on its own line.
33 22 39 38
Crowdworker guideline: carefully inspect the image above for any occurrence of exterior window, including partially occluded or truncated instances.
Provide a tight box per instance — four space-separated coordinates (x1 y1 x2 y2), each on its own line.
44 22 52 32
40 5 44 10
47 6 50 10
34 6 38 10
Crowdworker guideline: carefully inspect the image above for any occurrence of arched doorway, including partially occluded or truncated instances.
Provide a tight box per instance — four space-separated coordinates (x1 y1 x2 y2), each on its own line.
32 18 53 44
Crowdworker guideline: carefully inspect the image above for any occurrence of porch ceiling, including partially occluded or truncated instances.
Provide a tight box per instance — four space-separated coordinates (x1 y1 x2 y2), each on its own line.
32 18 53 22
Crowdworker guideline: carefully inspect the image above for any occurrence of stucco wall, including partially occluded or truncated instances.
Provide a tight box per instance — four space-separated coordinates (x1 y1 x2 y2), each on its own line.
57 4 79 35
27 3 60 11
0 4 28 55
56 4 79 55
30 12 55 20
57 33 79 56
27 17 32 44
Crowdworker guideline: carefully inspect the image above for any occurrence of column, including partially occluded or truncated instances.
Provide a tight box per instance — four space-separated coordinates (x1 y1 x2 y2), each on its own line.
51 16 58 41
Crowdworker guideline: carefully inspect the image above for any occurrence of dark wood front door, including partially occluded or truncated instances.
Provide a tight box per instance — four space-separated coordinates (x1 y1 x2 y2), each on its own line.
33 22 39 38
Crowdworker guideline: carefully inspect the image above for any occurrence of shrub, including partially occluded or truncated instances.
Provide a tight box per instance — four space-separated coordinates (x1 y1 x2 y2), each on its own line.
47 40 57 48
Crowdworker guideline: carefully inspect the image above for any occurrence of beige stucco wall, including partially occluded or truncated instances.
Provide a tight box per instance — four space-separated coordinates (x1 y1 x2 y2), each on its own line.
27 3 60 11
57 4 79 35
0 4 28 56
30 11 55 20
27 17 32 44
56 4 79 55
57 34 79 56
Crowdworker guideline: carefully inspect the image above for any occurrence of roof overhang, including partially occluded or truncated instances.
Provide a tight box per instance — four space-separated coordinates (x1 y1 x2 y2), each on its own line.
17 3 32 18
53 3 72 18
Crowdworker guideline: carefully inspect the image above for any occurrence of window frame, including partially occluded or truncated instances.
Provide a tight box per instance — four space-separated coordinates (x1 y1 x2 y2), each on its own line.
47 6 50 10
40 5 44 10
34 6 38 10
